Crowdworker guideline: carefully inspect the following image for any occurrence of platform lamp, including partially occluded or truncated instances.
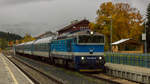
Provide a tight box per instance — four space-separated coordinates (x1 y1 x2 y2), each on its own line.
107 16 113 52
103 16 113 52
142 18 148 53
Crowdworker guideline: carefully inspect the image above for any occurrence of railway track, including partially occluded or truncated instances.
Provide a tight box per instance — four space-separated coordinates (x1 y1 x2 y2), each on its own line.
3 51 137 84
5 54 66 84
83 74 121 84
87 74 139 84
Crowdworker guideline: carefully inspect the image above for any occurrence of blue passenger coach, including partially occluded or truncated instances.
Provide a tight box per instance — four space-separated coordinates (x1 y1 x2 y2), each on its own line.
32 37 52 57
15 43 25 54
23 41 34 55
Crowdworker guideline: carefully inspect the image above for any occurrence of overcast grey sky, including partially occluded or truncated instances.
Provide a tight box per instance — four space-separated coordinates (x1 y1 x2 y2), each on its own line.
0 0 149 36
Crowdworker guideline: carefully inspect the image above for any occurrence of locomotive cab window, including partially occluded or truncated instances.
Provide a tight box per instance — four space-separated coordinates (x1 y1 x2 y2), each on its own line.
78 35 104 44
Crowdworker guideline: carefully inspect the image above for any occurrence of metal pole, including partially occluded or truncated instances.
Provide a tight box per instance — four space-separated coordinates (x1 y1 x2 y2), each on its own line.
111 1 113 52
145 21 147 53
110 17 112 52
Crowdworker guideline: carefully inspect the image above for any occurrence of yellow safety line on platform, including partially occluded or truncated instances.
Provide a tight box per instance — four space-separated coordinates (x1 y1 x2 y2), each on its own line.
1 55 18 84
5 55 34 84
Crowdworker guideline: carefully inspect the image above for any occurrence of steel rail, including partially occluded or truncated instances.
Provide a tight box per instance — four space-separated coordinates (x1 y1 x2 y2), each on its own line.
5 54 65 84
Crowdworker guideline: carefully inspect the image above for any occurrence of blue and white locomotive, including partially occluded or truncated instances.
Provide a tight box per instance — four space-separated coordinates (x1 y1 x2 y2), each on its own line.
15 30 105 72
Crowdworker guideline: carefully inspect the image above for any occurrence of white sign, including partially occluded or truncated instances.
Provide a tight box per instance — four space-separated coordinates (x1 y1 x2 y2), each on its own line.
142 33 146 40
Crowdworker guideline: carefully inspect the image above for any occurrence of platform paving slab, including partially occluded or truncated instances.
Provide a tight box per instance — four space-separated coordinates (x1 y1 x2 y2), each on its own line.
105 63 150 76
0 53 34 84
105 63 150 84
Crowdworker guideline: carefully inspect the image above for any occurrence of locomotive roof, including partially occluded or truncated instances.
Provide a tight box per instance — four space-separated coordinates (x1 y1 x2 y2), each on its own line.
66 30 104 38
75 31 103 35
34 36 52 44
56 30 104 40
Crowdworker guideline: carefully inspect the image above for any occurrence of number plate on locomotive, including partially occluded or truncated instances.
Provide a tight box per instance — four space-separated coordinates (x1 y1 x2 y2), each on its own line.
86 57 96 59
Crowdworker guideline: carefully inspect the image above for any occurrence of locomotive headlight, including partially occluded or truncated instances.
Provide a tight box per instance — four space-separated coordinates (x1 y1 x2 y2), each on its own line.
99 56 102 60
81 57 85 60
90 31 94 35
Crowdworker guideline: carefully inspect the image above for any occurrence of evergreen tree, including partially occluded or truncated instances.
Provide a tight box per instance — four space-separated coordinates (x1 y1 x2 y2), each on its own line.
0 39 8 49
0 31 22 42
0 31 22 49
146 3 150 52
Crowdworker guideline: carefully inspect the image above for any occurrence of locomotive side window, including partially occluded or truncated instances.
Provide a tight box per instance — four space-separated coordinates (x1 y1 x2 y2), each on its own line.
73 38 77 43
67 40 72 52
78 35 104 43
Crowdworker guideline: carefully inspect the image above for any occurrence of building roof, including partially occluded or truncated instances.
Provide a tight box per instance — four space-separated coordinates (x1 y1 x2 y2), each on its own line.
57 19 89 32
35 31 55 39
112 38 130 45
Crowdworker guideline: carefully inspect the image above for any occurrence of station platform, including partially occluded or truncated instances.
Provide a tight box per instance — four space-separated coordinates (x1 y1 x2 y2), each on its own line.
105 63 150 83
0 53 34 84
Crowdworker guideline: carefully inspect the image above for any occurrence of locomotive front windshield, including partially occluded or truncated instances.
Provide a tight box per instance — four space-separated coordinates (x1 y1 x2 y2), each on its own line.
78 35 104 43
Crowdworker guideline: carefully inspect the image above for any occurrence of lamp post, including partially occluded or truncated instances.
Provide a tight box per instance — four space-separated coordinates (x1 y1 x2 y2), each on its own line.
144 19 147 53
104 16 113 52
106 16 113 52
110 16 112 52
142 18 147 53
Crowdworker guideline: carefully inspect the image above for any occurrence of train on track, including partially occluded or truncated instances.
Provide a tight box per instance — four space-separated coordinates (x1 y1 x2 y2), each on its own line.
14 30 105 72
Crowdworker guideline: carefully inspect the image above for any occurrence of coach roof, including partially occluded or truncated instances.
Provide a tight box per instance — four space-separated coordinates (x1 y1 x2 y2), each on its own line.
24 41 34 45
34 36 52 44
16 43 25 46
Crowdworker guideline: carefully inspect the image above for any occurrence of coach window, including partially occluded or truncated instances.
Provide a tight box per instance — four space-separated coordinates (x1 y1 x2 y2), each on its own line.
45 44 47 50
36 44 38 50
37 44 41 50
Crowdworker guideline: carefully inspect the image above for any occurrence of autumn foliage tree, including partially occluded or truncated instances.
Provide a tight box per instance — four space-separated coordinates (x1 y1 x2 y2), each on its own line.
8 41 14 47
21 33 35 43
0 39 8 49
90 2 144 51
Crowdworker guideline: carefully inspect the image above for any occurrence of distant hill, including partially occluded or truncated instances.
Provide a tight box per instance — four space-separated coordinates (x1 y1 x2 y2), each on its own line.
0 31 22 42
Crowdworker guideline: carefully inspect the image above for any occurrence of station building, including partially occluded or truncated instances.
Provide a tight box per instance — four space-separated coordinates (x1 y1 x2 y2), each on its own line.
35 31 56 39
112 39 144 53
57 19 90 35
36 19 90 39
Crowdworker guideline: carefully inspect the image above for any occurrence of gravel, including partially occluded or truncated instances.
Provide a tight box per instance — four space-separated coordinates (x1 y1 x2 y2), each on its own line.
13 54 114 84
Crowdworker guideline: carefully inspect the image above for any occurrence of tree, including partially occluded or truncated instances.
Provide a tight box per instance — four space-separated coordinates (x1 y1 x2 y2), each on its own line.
90 2 144 51
21 33 35 43
8 41 14 47
146 3 150 52
0 39 8 49
0 31 22 42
